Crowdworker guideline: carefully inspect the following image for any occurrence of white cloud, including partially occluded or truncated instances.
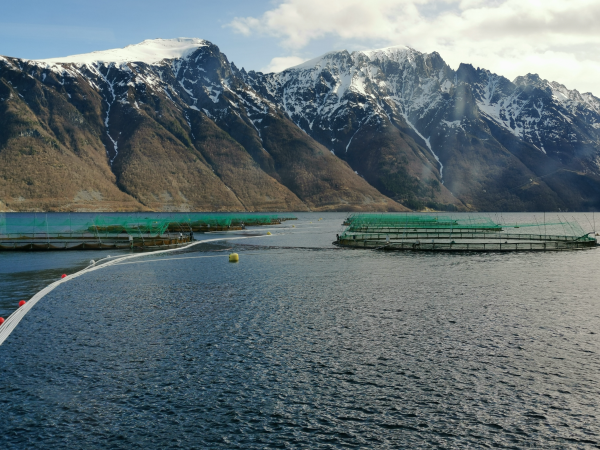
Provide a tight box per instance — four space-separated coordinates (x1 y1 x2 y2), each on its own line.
260 56 308 73
229 0 600 94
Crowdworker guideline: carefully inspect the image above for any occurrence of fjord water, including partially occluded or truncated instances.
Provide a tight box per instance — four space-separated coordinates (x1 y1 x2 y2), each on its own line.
1 213 599 448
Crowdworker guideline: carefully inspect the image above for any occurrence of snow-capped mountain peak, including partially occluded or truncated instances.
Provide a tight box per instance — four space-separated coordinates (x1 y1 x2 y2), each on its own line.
3 38 600 212
242 43 600 206
359 45 413 63
288 51 352 71
286 45 416 72
36 38 209 65
245 45 452 177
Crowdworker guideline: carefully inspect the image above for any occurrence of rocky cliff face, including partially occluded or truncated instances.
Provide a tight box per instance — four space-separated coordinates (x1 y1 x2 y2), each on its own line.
2 39 600 212
244 46 600 211
0 39 403 212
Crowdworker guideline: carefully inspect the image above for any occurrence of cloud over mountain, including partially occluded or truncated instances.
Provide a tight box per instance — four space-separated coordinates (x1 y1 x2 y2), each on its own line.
229 0 600 95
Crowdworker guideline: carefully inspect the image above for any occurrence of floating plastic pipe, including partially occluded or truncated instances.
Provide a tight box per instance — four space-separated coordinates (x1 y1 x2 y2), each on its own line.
0 234 272 347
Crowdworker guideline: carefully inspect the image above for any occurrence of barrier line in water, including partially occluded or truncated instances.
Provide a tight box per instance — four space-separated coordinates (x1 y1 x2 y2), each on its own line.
113 254 230 265
114 249 309 266
0 234 271 347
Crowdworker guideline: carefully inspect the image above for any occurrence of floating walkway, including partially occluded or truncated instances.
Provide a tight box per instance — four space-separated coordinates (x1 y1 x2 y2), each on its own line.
0 213 295 251
0 233 192 251
335 213 597 252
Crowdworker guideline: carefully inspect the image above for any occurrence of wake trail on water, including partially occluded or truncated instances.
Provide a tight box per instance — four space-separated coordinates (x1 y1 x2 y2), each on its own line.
0 234 271 347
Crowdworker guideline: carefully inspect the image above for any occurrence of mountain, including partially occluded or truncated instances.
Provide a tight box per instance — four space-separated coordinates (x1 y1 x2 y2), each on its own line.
0 39 403 212
2 39 600 212
244 46 600 211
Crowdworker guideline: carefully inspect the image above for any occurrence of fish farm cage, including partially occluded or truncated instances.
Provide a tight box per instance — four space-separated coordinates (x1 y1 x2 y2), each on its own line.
335 213 598 252
0 213 295 251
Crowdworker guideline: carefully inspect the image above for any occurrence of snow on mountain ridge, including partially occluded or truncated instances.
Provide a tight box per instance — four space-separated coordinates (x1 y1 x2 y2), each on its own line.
547 81 600 116
36 38 209 65
289 51 351 71
359 45 414 64
246 45 451 178
286 45 416 73
5 38 600 211
9 38 600 174
244 44 600 186
471 68 600 154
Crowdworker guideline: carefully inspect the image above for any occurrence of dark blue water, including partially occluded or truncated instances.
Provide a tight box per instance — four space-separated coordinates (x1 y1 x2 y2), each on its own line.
1 213 600 448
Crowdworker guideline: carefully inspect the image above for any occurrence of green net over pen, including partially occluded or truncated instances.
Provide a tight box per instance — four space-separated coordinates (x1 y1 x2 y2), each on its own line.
0 212 296 251
0 213 296 238
344 213 502 231
337 213 596 252
0 214 168 238
0 213 6 236
178 213 294 230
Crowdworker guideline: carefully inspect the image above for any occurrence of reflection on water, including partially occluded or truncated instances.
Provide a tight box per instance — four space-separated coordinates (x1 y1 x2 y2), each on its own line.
0 213 599 448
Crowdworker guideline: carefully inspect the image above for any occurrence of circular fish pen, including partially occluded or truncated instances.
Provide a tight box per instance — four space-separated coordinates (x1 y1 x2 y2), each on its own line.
0 213 296 251
335 213 598 252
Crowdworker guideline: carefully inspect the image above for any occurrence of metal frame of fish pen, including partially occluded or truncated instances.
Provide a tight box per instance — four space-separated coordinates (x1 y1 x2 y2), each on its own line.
0 221 193 251
0 234 193 251
335 213 598 252
181 213 296 232
0 212 295 251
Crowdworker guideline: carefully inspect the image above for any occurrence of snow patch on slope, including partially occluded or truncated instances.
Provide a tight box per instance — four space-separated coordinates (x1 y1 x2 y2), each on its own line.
402 114 444 181
37 38 208 65
289 51 346 71
361 45 412 64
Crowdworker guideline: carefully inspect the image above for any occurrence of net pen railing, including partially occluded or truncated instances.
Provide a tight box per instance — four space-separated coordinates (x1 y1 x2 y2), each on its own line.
0 215 175 240
336 213 597 252
0 212 296 251
339 240 595 251
340 231 596 243
343 213 499 228
0 213 296 239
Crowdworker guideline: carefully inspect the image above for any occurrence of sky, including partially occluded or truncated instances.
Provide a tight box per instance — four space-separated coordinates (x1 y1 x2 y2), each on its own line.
2 0 600 95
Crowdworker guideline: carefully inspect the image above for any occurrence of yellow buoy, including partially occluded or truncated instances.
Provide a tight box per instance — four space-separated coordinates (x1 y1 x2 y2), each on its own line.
292 225 295 228
229 253 239 262
266 231 272 235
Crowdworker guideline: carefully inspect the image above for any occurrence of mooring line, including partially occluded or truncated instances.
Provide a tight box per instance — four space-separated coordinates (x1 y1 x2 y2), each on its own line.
0 234 270 347
112 254 229 265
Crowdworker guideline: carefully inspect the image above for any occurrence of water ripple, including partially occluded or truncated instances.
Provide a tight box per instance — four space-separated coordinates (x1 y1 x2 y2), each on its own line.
1 214 600 448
